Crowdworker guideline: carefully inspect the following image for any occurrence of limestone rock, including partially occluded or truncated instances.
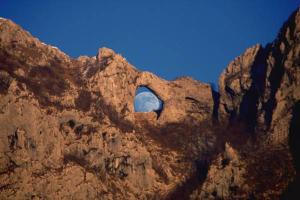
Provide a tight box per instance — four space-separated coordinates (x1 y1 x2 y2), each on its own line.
0 7 300 200
190 143 247 200
0 17 214 199
218 8 300 145
218 44 263 124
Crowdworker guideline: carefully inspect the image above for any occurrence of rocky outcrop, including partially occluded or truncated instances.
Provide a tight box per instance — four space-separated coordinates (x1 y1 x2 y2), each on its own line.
215 7 300 199
87 47 213 126
0 7 299 200
218 8 300 144
218 44 264 127
0 17 215 200
190 143 247 199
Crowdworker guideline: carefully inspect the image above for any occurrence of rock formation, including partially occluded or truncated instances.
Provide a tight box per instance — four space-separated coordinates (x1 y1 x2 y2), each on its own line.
0 7 299 200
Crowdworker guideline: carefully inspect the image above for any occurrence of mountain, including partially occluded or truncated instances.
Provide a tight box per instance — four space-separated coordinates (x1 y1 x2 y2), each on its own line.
0 8 299 200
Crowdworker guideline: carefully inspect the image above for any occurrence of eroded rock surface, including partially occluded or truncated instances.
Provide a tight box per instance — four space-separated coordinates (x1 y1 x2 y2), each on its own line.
0 7 299 200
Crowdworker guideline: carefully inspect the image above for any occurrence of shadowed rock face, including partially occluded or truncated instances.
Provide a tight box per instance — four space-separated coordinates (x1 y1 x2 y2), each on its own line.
0 8 299 200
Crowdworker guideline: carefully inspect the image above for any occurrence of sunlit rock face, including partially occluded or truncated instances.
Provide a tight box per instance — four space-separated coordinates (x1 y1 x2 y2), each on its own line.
0 17 215 200
0 8 300 199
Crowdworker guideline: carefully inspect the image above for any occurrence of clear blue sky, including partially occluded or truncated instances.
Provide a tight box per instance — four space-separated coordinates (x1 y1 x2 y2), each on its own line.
0 0 299 84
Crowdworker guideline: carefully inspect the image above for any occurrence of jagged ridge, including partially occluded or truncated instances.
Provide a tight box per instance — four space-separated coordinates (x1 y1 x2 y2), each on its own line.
0 7 299 200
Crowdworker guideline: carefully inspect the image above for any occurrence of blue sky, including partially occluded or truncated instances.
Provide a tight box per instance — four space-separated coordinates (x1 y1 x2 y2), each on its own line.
0 0 299 84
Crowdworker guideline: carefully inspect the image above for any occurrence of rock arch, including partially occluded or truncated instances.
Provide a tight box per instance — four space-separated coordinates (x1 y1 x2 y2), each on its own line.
134 86 164 117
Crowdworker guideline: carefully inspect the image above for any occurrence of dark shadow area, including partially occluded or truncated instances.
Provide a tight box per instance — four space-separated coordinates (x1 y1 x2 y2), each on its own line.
165 160 209 200
263 46 285 128
93 91 135 133
0 71 12 95
75 90 92 112
136 116 253 199
239 47 267 132
208 82 220 121
211 87 220 121
243 146 294 199
281 101 300 200
0 48 84 111
263 8 298 129
218 121 254 149
138 119 216 155
224 85 238 121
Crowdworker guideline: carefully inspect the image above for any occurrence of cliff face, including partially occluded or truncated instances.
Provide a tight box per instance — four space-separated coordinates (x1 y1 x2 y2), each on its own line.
0 8 299 200
219 9 300 144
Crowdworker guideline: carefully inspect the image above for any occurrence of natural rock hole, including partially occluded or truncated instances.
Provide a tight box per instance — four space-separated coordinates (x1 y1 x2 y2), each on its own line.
134 86 163 116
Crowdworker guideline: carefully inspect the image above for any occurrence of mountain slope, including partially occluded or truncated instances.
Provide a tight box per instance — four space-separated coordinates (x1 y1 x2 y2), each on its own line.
0 8 299 200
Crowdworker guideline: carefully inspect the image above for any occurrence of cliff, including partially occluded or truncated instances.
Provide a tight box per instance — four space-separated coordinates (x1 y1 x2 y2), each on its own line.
0 8 299 200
